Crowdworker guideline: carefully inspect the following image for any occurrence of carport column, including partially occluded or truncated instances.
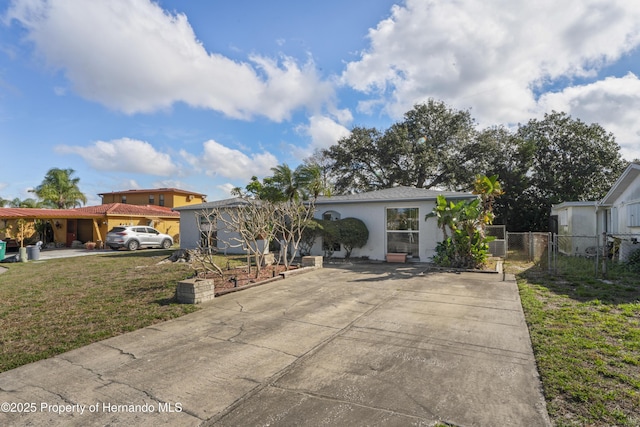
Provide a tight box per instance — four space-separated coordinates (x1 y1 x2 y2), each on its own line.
19 246 28 262
92 219 104 246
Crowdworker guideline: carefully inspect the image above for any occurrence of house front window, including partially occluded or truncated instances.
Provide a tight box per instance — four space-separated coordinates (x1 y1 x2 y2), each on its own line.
159 194 165 207
149 195 155 205
386 207 419 257
627 203 640 227
198 213 217 248
322 210 341 221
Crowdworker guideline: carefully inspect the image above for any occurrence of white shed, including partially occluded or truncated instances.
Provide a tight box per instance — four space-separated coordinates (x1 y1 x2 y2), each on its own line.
550 201 598 256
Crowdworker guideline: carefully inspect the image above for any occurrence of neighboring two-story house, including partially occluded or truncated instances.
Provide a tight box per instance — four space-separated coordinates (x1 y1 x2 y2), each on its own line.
98 188 206 208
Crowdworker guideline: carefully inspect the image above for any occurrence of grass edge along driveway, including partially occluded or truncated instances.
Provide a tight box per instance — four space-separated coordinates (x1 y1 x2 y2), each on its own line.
512 261 640 427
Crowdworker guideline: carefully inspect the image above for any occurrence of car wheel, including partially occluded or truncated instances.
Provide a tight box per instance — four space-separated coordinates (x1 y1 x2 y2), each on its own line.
161 239 172 249
127 240 139 251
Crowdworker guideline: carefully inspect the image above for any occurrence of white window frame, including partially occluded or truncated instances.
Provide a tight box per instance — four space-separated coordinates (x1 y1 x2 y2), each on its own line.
386 207 419 257
627 203 640 227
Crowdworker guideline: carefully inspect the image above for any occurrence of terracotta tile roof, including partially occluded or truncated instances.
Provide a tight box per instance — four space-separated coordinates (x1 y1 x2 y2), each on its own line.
0 208 102 219
0 204 179 219
73 203 179 217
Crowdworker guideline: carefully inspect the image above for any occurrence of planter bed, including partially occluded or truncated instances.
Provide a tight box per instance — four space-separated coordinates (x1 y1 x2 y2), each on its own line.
196 264 299 297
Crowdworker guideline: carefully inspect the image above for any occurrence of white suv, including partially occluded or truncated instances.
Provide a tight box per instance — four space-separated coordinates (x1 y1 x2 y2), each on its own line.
106 226 173 251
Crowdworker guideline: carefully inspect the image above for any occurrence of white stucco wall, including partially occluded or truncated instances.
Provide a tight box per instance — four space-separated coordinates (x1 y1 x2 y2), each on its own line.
551 203 598 255
606 177 640 261
177 208 267 255
310 200 442 262
611 182 640 235
178 209 200 250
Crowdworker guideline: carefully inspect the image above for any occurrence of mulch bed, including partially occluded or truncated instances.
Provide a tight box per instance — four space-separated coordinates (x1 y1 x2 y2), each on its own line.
201 264 298 294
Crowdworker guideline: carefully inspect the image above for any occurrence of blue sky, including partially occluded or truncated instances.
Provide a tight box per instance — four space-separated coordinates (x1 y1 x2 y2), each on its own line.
1 0 640 205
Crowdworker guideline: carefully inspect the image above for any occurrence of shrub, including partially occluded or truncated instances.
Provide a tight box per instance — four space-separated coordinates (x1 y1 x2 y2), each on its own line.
337 218 369 259
314 218 369 259
426 194 494 269
318 220 340 257
298 219 322 256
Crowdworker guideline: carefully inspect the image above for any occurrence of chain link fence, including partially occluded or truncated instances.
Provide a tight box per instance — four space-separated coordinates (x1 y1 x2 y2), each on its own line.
608 234 640 263
486 225 506 257
504 231 640 278
505 232 549 262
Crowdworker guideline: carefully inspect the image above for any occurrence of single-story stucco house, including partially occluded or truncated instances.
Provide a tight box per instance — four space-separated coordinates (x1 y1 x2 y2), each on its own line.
551 163 640 261
175 186 475 262
311 186 474 262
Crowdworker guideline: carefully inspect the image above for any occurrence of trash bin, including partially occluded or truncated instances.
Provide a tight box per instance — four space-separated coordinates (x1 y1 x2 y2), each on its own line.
0 241 5 261
26 245 40 261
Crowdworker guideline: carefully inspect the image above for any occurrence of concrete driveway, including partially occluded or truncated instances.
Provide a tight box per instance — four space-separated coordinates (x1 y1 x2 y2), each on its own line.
0 263 550 426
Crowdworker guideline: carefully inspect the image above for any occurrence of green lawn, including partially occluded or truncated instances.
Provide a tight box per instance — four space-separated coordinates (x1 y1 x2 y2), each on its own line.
510 261 640 426
0 250 201 372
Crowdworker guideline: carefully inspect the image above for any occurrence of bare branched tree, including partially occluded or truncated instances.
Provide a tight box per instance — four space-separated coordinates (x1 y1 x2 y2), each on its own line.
214 198 278 278
192 196 317 277
274 199 316 269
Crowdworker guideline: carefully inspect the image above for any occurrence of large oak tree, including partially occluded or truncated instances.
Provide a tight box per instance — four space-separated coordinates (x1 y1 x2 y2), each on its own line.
515 112 626 230
319 103 627 231
323 99 477 193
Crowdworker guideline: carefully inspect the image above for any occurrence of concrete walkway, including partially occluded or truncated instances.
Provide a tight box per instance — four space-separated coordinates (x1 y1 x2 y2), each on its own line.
0 264 550 426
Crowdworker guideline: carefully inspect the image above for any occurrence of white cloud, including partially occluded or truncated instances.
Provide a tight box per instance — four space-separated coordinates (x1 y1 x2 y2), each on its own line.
181 139 278 181
151 180 189 190
55 138 179 176
6 0 333 121
342 0 640 128
538 73 640 161
217 182 238 197
303 115 351 150
119 179 140 190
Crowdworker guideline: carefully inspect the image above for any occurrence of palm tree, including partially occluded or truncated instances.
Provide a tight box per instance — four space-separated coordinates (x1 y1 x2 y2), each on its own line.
473 174 504 234
9 198 45 208
270 164 299 201
30 168 87 209
263 163 332 202
295 164 325 200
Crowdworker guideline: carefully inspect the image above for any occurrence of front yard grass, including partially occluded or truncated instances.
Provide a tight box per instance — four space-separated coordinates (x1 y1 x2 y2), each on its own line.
0 250 207 372
509 261 640 426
